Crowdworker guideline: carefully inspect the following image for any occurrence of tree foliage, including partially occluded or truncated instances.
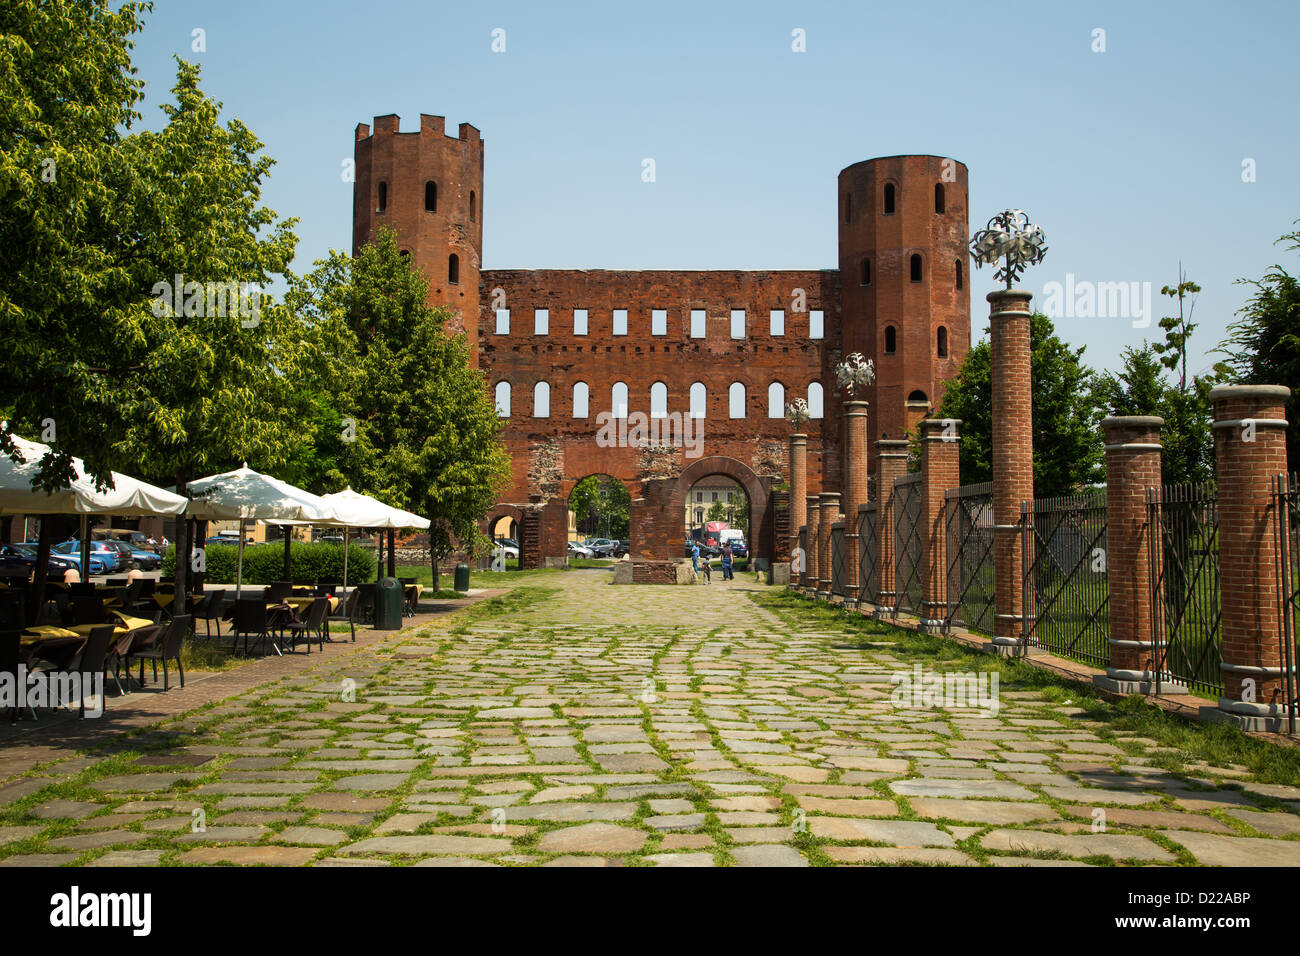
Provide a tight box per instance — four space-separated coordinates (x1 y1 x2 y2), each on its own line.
570 475 630 538
1221 219 1300 473
935 312 1104 497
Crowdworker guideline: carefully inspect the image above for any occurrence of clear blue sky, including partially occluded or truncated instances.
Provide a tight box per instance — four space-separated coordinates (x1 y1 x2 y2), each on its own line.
128 0 1298 376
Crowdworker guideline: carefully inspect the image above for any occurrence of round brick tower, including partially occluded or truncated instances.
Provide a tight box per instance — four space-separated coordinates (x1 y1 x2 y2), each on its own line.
837 156 971 467
353 113 484 358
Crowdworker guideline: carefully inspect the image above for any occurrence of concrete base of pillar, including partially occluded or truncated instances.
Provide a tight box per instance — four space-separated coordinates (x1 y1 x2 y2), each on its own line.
770 563 791 586
918 618 946 634
1200 699 1297 734
1093 670 1187 696
815 590 830 601
984 637 1027 658
871 606 895 621
612 562 633 585
542 557 568 569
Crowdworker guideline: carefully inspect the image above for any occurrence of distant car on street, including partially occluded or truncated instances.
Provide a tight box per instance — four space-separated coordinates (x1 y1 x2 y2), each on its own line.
49 541 111 574
0 544 79 578
568 541 596 558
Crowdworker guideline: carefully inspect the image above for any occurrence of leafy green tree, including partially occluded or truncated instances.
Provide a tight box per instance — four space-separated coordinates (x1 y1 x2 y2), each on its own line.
296 229 510 588
936 312 1104 497
570 475 630 539
705 500 728 524
1220 219 1300 472
1097 344 1167 417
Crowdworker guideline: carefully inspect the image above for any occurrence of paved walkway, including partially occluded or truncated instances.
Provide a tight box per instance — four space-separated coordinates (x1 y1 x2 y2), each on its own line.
3 570 1300 867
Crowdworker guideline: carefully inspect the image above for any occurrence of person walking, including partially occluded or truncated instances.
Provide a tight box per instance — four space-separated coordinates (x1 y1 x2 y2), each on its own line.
690 540 700 574
721 543 734 581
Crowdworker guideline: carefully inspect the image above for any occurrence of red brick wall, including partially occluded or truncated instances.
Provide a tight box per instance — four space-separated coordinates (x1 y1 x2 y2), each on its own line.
353 114 484 358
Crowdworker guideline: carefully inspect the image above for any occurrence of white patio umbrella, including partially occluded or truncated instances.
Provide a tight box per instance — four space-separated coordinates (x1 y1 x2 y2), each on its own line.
0 433 188 574
270 487 430 596
181 465 340 595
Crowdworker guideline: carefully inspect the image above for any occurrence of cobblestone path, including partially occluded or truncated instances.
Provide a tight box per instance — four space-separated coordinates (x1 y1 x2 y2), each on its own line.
3 570 1300 867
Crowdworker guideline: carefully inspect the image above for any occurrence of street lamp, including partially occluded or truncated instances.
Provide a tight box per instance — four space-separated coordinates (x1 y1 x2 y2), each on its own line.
969 208 1048 288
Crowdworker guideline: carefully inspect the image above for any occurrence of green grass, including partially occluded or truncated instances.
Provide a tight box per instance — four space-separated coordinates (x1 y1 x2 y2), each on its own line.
751 586 1300 786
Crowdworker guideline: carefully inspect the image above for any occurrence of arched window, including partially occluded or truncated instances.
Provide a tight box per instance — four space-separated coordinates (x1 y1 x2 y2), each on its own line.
611 381 629 418
377 181 388 212
689 382 706 419
728 382 746 419
860 258 871 285
650 381 668 419
448 254 460 284
425 181 437 212
937 326 949 358
469 190 477 222
910 254 922 282
883 182 895 215
572 382 589 419
768 382 785 419
533 381 550 418
494 381 510 418
956 259 963 289
884 325 897 354
808 382 824 419
934 182 945 214
908 389 929 404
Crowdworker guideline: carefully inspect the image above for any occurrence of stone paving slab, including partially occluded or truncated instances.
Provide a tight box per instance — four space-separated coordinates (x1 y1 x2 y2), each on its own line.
5 571 1300 868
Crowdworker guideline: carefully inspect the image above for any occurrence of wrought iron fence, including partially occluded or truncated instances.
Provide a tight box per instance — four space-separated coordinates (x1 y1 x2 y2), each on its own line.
858 504 878 606
894 473 923 615
1148 483 1222 697
831 523 846 598
943 482 994 635
1273 473 1300 730
1022 491 1109 665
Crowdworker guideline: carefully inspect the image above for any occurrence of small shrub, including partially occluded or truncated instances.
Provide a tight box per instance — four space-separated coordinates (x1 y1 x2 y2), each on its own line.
160 542 377 585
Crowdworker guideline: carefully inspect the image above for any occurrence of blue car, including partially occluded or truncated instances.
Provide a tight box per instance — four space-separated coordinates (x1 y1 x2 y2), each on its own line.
50 541 113 574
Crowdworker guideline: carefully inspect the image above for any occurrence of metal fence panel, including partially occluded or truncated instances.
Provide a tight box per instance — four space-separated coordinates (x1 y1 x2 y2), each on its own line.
944 482 994 634
831 524 846 597
859 506 878 605
1274 474 1299 729
1023 491 1109 665
894 474 923 615
1149 483 1222 697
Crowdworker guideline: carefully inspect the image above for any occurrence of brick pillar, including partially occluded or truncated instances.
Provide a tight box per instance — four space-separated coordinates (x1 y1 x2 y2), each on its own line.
988 289 1035 655
842 402 869 604
818 492 840 599
804 497 821 592
1205 384 1293 732
1094 416 1173 694
874 439 910 613
920 419 960 632
789 433 808 576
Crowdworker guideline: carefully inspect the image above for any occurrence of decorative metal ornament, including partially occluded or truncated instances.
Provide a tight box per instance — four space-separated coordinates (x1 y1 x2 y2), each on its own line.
834 352 875 397
785 398 810 429
970 208 1047 289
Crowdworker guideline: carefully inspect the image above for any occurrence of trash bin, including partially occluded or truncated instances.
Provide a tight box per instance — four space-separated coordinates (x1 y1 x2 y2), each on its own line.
454 563 470 592
374 577 403 630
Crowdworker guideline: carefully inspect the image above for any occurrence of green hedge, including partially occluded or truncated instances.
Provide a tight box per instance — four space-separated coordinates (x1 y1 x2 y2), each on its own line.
160 542 378 585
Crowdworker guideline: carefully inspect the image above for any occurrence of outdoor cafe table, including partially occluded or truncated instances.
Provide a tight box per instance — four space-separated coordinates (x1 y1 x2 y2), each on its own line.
284 595 339 614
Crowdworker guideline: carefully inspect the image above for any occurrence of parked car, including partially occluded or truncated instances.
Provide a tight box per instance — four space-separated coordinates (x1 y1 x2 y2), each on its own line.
617 540 630 556
105 529 152 551
568 541 596 558
49 541 111 574
0 544 79 577
585 538 621 557
119 542 162 570
727 542 748 559
493 539 519 559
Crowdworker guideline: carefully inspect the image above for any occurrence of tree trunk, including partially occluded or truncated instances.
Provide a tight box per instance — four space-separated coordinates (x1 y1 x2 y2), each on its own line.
430 544 439 593
29 519 52 626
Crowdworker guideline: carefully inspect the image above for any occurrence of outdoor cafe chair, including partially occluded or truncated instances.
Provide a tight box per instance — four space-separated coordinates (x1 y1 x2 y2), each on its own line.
398 577 418 616
355 583 376 625
267 581 293 603
1 630 32 723
68 595 106 627
283 597 329 654
0 591 26 631
325 588 360 643
131 614 189 691
232 599 280 657
68 582 96 596
38 624 115 718
194 590 230 639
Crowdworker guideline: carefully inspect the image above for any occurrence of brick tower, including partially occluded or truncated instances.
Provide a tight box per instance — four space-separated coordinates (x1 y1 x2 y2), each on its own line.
837 156 971 465
353 113 485 358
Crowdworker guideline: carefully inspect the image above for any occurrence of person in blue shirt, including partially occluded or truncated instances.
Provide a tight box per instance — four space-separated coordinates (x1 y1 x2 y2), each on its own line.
691 541 700 572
